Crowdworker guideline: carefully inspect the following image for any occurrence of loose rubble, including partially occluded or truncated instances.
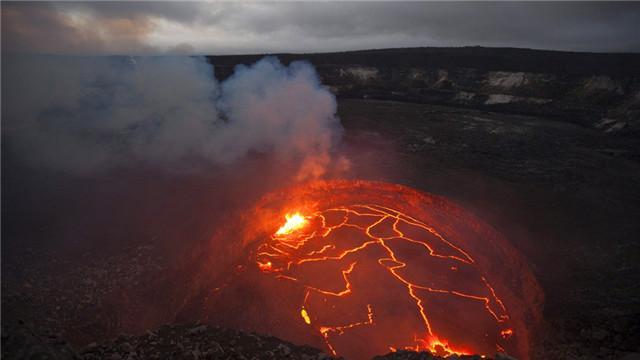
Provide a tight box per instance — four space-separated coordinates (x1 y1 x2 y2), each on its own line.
81 323 334 360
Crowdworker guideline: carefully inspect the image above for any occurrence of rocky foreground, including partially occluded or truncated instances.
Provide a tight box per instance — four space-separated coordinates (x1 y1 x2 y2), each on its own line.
0 245 504 360
3 320 515 360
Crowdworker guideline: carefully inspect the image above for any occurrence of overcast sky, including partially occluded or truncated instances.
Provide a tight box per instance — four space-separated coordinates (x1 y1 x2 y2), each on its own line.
2 1 639 55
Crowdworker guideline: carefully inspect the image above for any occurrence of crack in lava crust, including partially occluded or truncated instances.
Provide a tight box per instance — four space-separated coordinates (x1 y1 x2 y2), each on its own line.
257 204 513 357
195 180 543 360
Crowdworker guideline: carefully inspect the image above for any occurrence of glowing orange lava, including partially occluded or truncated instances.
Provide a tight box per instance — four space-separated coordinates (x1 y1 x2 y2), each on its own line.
198 180 543 360
257 204 513 357
276 213 308 236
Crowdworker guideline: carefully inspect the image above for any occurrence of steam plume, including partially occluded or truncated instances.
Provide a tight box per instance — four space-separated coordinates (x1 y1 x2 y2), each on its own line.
3 55 343 179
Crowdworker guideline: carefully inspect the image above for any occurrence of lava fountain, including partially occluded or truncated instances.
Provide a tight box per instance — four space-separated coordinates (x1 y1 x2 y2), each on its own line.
190 180 543 359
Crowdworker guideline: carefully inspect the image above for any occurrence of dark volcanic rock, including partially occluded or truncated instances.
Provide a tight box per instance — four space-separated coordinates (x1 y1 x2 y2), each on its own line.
1 243 176 348
1 320 80 360
208 47 640 132
80 323 334 360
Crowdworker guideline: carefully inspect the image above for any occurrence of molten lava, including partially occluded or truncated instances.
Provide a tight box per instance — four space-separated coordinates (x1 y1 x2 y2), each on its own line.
196 180 543 360
257 204 511 357
276 213 308 236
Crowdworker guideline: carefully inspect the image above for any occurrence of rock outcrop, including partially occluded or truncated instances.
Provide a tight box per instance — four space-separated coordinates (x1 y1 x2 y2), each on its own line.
209 47 640 133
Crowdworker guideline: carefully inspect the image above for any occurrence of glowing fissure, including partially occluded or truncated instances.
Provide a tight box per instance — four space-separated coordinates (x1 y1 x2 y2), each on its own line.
256 204 514 357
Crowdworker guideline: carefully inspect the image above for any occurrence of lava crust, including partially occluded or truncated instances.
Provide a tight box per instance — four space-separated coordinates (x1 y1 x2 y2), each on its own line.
190 180 543 360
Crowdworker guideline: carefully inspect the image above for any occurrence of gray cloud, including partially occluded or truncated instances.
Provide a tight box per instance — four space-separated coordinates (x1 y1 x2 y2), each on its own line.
1 2 155 54
2 2 639 54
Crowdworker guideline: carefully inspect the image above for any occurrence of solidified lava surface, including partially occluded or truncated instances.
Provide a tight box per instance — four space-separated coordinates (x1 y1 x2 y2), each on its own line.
195 180 543 360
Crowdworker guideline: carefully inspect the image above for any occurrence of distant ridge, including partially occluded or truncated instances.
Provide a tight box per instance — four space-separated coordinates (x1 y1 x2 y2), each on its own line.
208 46 640 78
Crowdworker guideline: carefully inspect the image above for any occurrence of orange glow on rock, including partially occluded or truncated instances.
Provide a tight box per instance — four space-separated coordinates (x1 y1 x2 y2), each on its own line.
258 203 515 357
424 336 472 357
501 328 514 339
257 260 272 272
199 180 543 360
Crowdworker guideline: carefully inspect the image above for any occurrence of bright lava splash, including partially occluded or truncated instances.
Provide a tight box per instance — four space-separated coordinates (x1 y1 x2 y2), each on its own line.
196 180 543 360
275 213 308 236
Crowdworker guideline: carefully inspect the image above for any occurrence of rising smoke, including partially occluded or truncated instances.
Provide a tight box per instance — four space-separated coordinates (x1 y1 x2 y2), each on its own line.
3 55 344 180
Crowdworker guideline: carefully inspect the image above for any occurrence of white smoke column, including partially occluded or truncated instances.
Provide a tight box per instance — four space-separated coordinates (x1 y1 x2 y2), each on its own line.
215 57 341 179
3 55 344 178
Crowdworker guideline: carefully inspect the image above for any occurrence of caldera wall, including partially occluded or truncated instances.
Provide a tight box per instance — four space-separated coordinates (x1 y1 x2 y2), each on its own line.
209 47 640 133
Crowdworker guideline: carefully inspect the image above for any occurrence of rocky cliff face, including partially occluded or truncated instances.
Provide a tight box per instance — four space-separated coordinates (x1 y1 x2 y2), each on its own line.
209 47 640 134
319 66 639 133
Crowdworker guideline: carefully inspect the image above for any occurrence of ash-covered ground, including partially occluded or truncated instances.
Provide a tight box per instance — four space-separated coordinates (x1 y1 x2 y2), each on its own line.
3 48 640 359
